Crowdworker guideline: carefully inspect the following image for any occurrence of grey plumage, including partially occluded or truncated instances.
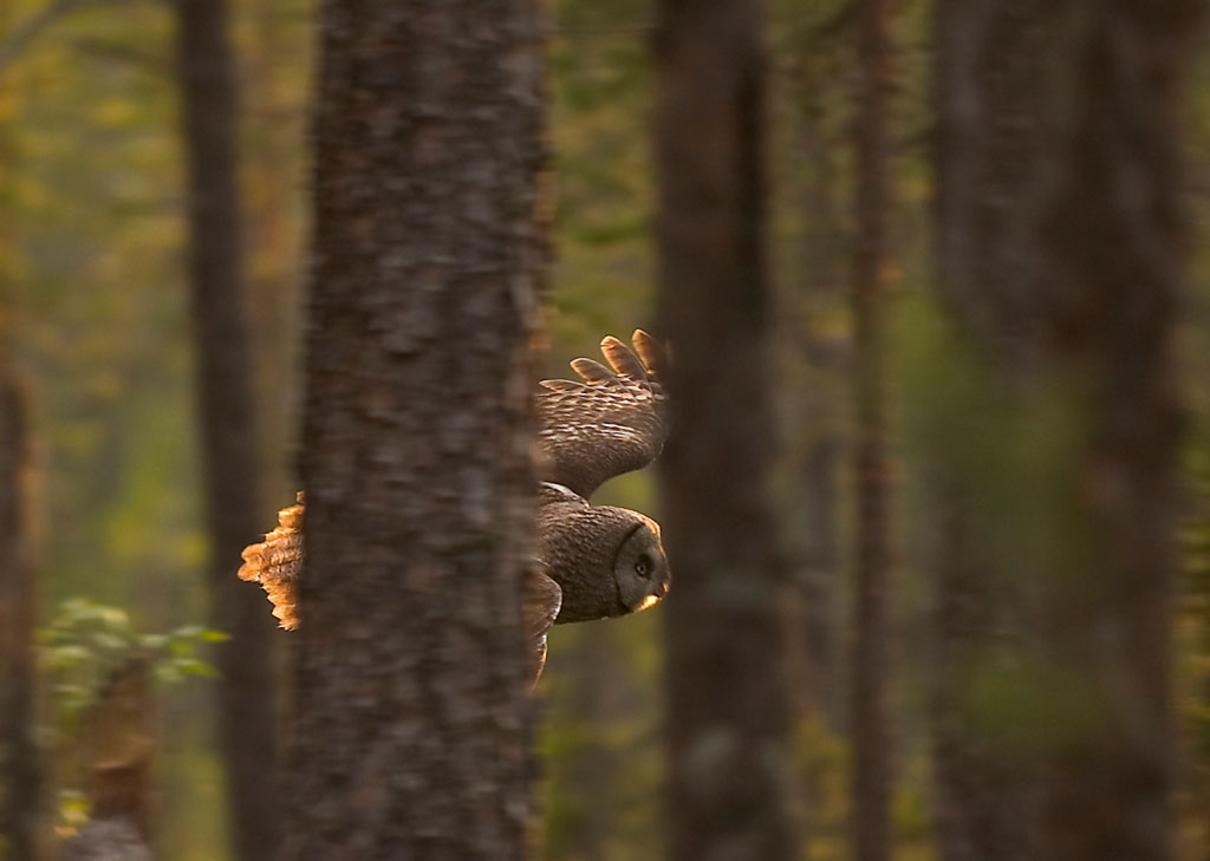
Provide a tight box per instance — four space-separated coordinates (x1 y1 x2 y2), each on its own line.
238 330 671 684
534 484 668 624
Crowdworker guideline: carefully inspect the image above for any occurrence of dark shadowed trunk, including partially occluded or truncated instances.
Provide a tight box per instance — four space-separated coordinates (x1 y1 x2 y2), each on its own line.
932 2 1202 858
656 2 796 859
175 2 279 858
0 363 37 861
280 2 545 856
850 0 892 858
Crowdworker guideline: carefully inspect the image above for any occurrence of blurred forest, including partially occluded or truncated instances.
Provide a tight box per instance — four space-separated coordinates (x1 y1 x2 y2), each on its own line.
1 0 1209 859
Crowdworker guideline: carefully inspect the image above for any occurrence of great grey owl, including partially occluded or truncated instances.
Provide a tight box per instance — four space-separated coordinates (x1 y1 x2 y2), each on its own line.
237 330 671 683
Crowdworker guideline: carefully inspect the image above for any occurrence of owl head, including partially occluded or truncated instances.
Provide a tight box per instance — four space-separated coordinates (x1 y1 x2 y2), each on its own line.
538 503 672 623
612 515 671 614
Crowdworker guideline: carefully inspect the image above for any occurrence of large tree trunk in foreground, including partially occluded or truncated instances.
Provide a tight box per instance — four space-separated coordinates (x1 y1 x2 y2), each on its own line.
0 367 37 861
850 0 892 857
656 2 796 859
175 3 279 858
281 2 545 856
932 2 1201 858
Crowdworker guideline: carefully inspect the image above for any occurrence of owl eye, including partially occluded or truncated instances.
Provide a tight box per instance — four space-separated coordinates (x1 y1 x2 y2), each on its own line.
634 555 651 579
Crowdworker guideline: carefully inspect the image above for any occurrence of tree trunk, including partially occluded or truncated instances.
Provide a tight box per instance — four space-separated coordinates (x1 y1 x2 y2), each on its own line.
0 365 37 861
175 3 279 858
280 2 545 856
783 31 847 730
928 16 1048 857
850 0 892 858
655 2 796 859
932 2 1202 858
60 660 155 861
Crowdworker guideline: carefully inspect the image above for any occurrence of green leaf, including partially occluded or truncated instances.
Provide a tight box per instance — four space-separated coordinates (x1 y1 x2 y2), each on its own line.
173 657 218 678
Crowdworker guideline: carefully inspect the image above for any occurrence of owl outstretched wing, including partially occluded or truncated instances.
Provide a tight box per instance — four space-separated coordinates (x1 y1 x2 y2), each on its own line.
536 329 667 499
237 492 304 630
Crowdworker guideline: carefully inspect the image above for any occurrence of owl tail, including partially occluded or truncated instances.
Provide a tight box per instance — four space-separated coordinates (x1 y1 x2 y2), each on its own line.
238 492 304 630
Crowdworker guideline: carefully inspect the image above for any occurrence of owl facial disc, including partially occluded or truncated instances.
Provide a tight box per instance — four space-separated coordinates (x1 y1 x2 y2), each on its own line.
613 518 671 614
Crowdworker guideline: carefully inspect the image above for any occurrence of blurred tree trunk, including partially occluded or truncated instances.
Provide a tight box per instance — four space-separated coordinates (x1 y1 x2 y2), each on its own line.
280 2 544 856
656 2 796 859
243 0 308 518
175 2 279 858
850 0 892 858
0 360 37 861
933 2 1202 859
782 28 847 731
60 660 155 861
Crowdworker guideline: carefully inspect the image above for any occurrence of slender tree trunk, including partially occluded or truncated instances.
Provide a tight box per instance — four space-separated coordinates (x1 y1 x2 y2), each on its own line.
175 3 279 858
656 2 796 859
281 2 545 855
850 0 892 858
784 37 846 729
0 362 37 861
928 15 1046 857
932 2 1202 858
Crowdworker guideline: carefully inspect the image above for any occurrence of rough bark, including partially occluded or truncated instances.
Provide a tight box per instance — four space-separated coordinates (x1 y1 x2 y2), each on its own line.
0 367 37 861
850 0 892 858
932 2 1202 858
280 2 545 856
175 3 279 858
655 1 796 859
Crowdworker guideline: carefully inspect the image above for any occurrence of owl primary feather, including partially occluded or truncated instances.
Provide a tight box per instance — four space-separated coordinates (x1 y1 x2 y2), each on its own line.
237 330 671 684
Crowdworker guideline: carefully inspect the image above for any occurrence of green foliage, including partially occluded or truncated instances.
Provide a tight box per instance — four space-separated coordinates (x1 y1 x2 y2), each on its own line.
39 597 225 726
36 597 225 839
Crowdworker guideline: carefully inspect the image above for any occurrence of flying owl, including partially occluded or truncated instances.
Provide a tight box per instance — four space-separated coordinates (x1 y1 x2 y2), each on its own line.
237 330 671 683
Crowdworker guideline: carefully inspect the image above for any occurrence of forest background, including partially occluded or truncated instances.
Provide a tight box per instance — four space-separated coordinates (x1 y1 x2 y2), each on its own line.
1 0 1209 859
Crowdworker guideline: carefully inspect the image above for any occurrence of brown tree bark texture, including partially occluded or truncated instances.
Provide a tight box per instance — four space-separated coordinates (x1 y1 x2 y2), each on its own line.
175 2 279 858
656 2 796 859
850 0 892 858
281 2 545 856
0 372 37 861
933 2 1201 859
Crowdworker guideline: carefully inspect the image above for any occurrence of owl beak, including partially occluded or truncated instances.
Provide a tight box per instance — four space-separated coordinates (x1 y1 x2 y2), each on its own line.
635 594 661 612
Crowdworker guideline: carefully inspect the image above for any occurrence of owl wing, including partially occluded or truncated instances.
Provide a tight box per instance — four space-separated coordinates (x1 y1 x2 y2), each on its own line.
237 493 304 630
524 563 563 686
536 329 667 499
